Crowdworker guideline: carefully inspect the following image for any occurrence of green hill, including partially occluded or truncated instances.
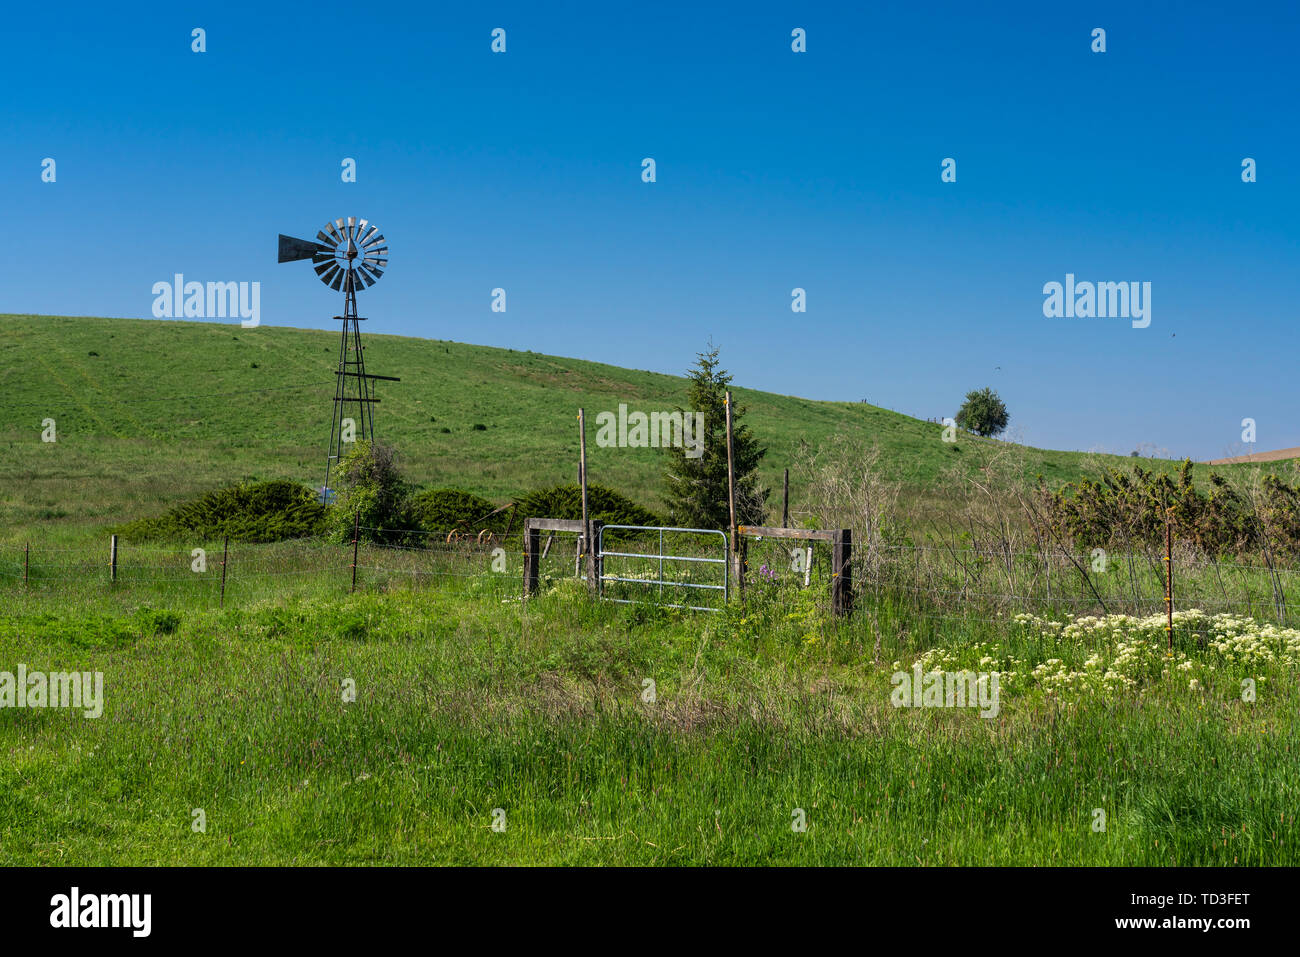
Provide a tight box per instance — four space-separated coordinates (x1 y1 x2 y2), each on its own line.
0 314 1234 542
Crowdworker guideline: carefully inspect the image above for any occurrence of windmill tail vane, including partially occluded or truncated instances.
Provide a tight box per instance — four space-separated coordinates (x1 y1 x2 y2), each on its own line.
278 217 398 500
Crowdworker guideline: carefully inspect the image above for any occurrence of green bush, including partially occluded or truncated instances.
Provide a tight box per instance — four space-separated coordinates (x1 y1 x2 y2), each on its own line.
328 441 417 545
410 488 507 534
513 484 662 528
1042 460 1300 558
116 480 326 543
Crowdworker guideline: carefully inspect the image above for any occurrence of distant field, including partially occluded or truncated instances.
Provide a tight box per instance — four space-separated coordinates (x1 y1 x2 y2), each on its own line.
0 314 1254 542
1209 447 1300 465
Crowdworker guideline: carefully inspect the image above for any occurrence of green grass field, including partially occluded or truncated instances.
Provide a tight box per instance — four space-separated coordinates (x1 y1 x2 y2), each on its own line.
1 314 1295 867
1 560 1295 865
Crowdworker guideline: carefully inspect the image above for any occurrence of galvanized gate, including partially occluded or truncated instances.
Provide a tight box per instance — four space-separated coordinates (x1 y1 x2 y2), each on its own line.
597 525 728 612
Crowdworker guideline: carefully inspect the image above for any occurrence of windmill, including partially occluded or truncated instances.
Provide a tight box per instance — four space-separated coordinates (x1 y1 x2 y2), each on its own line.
278 217 399 500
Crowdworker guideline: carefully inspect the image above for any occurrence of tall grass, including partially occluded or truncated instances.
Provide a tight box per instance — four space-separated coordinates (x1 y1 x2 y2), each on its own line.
0 552 1295 865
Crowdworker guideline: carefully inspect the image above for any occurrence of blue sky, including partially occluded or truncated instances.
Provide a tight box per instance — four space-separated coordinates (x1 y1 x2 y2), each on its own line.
3 1 1297 462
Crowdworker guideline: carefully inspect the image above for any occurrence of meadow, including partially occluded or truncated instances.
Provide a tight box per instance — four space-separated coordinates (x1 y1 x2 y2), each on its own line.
1 314 1296 866
0 535 1296 865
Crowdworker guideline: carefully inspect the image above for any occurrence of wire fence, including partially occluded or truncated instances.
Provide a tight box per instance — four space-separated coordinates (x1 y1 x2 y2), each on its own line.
4 526 1300 628
853 540 1300 627
0 533 526 608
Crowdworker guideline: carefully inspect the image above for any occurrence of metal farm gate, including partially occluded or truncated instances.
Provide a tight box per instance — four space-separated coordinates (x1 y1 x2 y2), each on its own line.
597 525 728 612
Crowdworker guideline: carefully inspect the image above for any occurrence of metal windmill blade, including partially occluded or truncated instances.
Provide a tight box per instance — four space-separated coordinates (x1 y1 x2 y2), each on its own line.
278 234 332 263
278 217 390 292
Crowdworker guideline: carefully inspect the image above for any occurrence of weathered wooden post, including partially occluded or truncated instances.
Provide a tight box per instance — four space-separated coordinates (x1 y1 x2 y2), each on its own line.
523 520 540 601
109 534 118 583
782 468 790 528
831 528 853 617
579 408 596 592
23 542 29 588
588 520 604 595
725 392 743 596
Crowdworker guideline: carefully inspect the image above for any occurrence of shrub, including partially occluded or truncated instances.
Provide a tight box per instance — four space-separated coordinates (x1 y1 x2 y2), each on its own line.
1040 460 1300 559
116 480 326 543
328 441 417 545
513 484 662 528
410 488 507 535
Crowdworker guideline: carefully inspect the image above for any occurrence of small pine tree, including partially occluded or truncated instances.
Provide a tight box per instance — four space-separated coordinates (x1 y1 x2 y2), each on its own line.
662 347 768 529
955 387 1010 438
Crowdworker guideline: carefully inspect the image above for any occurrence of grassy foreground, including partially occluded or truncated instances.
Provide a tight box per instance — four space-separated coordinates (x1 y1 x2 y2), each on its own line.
1 569 1295 866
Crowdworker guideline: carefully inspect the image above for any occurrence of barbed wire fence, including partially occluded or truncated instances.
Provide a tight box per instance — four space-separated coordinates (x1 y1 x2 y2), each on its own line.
3 520 1300 630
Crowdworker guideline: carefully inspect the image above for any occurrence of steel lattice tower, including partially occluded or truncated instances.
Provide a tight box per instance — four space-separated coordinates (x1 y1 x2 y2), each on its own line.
277 217 398 497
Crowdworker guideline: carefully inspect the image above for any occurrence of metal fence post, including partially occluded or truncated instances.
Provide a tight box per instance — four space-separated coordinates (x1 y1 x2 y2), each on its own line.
220 535 229 608
351 511 360 594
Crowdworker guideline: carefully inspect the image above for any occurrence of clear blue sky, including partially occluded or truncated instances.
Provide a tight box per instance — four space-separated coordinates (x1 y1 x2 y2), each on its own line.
4 0 1297 462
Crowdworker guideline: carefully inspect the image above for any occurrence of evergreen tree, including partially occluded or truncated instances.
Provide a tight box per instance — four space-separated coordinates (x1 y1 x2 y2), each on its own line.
662 347 768 529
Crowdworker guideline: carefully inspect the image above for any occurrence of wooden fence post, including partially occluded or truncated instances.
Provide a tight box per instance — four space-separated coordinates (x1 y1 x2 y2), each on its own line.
24 542 29 588
578 408 590 544
588 520 604 595
523 522 540 601
109 534 118 583
782 468 790 528
831 528 853 617
725 392 743 597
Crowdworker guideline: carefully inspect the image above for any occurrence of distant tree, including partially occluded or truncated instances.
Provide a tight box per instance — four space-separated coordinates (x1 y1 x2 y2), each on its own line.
662 347 768 529
955 387 1009 438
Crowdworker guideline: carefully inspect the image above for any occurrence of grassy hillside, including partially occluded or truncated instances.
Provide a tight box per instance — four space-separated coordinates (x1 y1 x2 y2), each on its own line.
0 314 1236 541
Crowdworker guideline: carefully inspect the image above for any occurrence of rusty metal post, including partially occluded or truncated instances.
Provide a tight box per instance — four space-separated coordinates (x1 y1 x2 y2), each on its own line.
351 510 360 593
220 535 229 608
1164 507 1173 649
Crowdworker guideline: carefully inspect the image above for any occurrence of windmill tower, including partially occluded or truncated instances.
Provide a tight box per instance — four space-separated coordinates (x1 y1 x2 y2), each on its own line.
278 217 399 499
